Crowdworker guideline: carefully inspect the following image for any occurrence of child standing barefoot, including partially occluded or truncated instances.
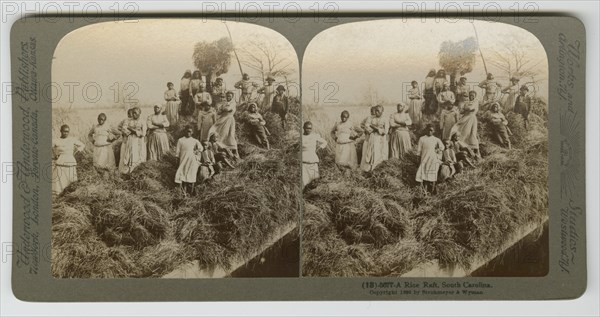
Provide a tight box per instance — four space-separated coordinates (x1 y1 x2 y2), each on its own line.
175 127 203 196
415 124 445 194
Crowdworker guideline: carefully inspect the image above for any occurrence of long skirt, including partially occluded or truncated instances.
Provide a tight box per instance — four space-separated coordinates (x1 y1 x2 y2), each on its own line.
175 151 200 183
251 125 269 147
408 98 423 128
302 162 319 187
423 88 437 115
361 133 387 172
502 92 517 112
211 115 238 150
147 131 170 161
441 117 457 141
451 114 479 150
52 164 77 195
389 129 412 159
335 141 358 168
165 100 179 124
119 136 146 174
415 155 441 182
492 123 510 147
179 89 191 116
93 144 116 170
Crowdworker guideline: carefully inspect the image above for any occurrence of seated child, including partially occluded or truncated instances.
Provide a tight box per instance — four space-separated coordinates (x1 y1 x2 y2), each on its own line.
198 141 216 182
246 102 270 149
438 139 457 182
488 102 512 149
208 132 235 174
450 132 476 169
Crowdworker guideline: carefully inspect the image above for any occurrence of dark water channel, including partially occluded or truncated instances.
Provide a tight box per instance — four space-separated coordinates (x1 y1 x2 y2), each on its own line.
230 230 299 277
229 221 547 278
471 221 549 277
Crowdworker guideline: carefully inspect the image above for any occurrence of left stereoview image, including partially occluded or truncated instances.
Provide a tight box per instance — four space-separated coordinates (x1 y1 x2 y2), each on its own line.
50 19 301 278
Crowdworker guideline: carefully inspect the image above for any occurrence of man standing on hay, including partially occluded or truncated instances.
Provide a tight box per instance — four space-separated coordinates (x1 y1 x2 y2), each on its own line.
514 85 532 130
478 72 502 108
271 85 289 129
234 73 259 104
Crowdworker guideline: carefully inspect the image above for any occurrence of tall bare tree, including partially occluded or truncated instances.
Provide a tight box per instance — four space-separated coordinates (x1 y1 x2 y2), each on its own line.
485 33 545 86
238 34 297 93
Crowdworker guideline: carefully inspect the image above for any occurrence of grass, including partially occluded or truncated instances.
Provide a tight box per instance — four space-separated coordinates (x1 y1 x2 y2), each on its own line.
302 97 549 277
51 99 301 278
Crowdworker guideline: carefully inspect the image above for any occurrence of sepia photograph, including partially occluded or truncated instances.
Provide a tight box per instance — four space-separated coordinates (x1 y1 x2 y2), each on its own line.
50 19 301 278
302 19 549 277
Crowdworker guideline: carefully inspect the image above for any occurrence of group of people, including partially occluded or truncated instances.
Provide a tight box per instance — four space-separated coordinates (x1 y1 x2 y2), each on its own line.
52 70 291 197
303 70 534 194
171 71 290 128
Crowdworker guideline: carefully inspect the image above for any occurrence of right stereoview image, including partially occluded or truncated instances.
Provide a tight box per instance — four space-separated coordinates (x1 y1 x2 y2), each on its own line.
301 19 549 277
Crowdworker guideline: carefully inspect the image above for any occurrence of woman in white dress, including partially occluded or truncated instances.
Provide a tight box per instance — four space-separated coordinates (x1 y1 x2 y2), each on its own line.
451 90 481 158
389 103 412 159
257 76 276 111
415 124 445 194
360 105 389 172
164 82 179 124
331 110 360 169
146 104 170 161
407 80 423 129
302 121 328 187
52 124 85 195
88 113 119 171
119 107 147 174
501 77 520 112
175 126 203 196
210 91 238 157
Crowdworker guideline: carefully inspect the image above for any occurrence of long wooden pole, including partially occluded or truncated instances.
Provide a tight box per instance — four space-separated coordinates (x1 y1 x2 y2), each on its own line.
472 23 489 75
224 22 245 76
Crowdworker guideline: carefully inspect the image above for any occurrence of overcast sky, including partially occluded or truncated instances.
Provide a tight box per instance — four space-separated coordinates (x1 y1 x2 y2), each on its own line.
52 19 298 108
302 19 548 106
